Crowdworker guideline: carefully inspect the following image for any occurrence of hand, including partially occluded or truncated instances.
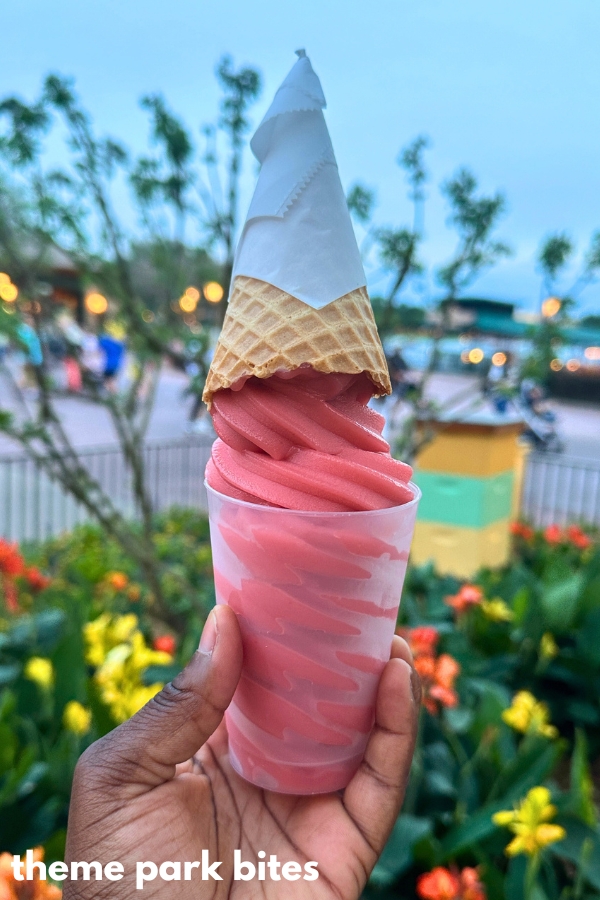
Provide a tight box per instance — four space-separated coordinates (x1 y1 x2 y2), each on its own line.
64 605 420 899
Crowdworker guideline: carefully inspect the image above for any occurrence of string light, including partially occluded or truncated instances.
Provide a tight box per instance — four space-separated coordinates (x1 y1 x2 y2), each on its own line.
204 281 224 303
85 292 108 315
0 283 18 302
542 297 561 318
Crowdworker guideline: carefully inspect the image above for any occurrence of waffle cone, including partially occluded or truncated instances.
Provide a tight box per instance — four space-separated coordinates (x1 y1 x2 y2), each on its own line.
203 276 391 406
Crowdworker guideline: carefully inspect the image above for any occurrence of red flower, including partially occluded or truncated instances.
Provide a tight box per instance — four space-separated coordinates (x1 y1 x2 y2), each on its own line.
543 524 562 545
3 580 20 614
153 635 176 655
405 625 439 657
24 566 51 592
0 539 25 578
566 525 592 551
417 866 486 900
445 584 483 615
510 522 534 541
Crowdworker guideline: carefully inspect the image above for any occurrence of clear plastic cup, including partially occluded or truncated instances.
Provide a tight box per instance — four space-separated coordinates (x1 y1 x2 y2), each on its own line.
206 482 421 795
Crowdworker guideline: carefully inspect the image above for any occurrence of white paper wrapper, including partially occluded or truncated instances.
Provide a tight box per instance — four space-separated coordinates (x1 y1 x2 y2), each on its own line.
232 51 366 310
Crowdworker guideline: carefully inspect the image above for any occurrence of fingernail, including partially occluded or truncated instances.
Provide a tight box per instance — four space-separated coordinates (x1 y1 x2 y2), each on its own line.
199 610 218 655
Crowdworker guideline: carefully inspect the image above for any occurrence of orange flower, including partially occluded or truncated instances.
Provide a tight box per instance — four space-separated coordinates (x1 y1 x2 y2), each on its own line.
107 571 128 591
459 867 486 900
417 866 486 900
416 652 461 715
543 524 562 545
400 626 460 714
153 635 176 655
0 848 62 899
445 584 483 615
417 867 460 900
0 540 25 578
24 567 51 592
566 525 592 551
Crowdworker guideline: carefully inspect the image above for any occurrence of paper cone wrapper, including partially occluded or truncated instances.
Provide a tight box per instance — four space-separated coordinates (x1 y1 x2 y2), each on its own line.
203 276 391 406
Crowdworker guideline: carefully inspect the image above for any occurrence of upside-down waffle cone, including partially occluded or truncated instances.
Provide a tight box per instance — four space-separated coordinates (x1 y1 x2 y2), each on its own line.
203 276 391 406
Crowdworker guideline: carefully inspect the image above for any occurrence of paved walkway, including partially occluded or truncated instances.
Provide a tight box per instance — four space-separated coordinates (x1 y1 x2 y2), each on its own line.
0 365 193 457
1 369 600 461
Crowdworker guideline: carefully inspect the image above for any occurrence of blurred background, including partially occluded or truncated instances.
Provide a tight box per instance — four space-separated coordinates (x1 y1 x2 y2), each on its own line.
1 4 600 899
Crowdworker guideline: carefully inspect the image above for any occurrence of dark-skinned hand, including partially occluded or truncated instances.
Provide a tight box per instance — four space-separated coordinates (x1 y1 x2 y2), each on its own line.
64 604 420 899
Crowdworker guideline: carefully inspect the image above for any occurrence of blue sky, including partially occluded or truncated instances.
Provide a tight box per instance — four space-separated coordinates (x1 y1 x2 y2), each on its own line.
3 0 600 314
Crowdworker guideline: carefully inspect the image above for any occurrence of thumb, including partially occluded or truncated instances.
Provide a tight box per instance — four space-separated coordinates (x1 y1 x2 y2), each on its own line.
87 604 242 792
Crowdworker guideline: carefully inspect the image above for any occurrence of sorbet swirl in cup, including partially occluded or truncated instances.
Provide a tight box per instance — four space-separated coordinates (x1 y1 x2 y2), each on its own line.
205 369 418 794
205 369 413 510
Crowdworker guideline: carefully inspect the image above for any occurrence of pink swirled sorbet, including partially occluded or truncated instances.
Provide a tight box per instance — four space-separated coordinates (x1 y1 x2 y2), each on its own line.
205 369 413 511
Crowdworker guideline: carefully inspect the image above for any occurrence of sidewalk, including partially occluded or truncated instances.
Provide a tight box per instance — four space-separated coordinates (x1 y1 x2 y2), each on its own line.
2 370 600 461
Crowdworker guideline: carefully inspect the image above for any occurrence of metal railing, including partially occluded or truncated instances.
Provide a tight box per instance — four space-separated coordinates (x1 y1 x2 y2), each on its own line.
1 440 600 543
521 452 600 527
0 437 213 543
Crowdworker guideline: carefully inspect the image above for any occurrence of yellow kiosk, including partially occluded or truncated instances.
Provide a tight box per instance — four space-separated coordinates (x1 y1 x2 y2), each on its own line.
410 412 525 578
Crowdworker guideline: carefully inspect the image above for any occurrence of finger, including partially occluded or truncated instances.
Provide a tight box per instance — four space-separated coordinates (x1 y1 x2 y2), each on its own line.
390 633 413 668
342 654 419 855
83 604 243 792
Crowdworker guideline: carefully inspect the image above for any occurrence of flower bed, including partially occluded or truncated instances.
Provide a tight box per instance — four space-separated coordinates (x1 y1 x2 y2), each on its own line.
1 516 599 900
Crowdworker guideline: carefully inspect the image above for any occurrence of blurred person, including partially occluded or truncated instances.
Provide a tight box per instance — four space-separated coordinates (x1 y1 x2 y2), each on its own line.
16 316 43 388
99 323 125 391
63 605 420 900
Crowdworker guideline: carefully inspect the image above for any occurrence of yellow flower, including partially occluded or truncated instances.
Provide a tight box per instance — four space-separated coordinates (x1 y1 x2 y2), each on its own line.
481 597 514 622
540 632 559 660
63 700 92 736
24 656 54 689
493 786 566 856
84 613 139 666
84 613 172 723
502 691 558 739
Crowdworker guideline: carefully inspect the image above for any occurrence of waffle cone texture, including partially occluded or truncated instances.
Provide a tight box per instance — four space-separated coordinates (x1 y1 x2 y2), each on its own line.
203 276 391 406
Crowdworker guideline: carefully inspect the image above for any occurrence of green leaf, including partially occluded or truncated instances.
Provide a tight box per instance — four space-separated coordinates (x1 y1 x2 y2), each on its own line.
551 818 600 892
504 855 526 900
567 731 597 827
513 586 530 625
0 664 20 685
577 610 600 665
540 573 585 632
370 815 432 886
440 740 561 861
444 706 474 733
0 722 17 772
438 801 508 861
488 736 561 803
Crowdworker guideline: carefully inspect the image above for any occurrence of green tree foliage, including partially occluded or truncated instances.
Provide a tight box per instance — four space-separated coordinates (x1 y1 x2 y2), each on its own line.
437 167 511 300
0 60 261 622
522 231 600 383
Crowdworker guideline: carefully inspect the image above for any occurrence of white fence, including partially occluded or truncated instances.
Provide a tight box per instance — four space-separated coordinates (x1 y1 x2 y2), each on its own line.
1 442 599 543
520 452 600 528
0 437 213 543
